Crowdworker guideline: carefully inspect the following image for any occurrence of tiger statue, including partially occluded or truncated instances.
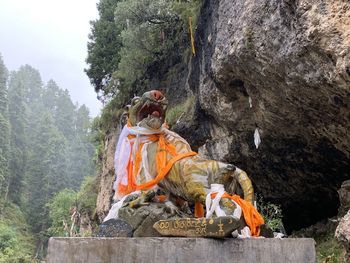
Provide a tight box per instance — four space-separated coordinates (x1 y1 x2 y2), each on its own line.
106 90 264 237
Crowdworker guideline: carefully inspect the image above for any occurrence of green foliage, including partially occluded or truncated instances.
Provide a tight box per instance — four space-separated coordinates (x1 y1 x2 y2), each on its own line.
48 177 98 237
0 222 34 263
0 60 97 258
257 196 283 232
0 114 10 191
100 97 124 132
7 70 28 205
77 176 98 215
0 54 8 112
48 189 76 237
172 0 203 29
292 221 344 263
316 235 343 263
68 105 96 189
0 202 35 263
90 116 105 170
91 97 125 171
0 54 10 199
85 0 123 95
26 113 67 234
114 0 182 92
165 96 195 127
86 0 203 104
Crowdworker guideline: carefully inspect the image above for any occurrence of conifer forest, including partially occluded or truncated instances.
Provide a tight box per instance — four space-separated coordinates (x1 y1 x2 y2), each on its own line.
0 58 96 261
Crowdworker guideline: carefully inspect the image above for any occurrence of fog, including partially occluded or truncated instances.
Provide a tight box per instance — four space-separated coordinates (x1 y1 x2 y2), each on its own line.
0 0 102 116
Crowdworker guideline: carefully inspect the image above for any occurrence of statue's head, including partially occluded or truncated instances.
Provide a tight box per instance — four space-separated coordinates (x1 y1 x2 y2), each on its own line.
126 90 168 129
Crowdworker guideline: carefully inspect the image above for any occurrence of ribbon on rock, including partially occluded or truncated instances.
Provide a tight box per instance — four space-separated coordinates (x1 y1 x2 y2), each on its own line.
209 187 265 237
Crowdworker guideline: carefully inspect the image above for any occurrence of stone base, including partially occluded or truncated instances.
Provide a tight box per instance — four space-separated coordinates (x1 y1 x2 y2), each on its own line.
47 237 315 263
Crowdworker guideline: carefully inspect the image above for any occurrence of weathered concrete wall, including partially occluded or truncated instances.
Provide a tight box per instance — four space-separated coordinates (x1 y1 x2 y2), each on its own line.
47 237 316 263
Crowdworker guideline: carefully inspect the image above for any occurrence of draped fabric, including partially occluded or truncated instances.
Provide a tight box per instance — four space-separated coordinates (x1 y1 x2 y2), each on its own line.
113 124 196 200
210 192 265 237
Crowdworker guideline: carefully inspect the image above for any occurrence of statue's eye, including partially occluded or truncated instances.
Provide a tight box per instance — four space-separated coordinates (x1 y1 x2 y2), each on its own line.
131 97 141 105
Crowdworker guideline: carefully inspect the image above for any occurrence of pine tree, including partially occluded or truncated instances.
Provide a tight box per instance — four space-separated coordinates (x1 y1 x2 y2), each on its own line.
0 54 10 201
18 65 45 149
17 65 43 105
54 89 75 140
68 105 95 188
26 113 68 234
85 0 123 95
6 66 43 206
43 80 60 115
7 71 27 205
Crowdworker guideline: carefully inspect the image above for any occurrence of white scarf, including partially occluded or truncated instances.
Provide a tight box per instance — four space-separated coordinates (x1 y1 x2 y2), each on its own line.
113 124 190 200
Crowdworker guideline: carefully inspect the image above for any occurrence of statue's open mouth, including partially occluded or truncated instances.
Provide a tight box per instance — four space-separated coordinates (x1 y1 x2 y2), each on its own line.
137 100 166 123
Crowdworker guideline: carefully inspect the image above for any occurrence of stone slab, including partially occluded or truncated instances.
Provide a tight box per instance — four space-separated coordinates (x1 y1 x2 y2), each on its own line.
47 237 315 263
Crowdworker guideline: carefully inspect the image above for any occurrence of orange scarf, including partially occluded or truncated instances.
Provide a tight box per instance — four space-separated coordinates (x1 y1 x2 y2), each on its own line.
117 133 197 196
211 192 265 237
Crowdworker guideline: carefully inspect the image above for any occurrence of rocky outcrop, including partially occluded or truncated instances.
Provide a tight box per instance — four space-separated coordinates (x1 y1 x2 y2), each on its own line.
178 0 350 232
335 180 350 262
118 203 186 237
96 0 350 232
335 210 350 262
96 130 119 221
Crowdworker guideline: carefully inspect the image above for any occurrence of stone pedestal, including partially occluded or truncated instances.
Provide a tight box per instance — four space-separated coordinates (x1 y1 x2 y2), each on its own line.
47 237 315 263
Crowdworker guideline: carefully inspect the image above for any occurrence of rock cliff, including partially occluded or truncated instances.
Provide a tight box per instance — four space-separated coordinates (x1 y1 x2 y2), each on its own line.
96 0 350 232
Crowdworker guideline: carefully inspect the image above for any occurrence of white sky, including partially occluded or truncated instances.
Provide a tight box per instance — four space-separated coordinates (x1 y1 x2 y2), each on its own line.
0 0 102 117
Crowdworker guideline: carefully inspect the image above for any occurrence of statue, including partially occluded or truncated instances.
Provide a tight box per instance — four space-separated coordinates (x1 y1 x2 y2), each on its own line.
103 90 264 238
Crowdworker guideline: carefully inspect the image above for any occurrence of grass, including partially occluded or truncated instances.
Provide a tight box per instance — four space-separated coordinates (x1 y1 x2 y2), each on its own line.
292 219 345 263
315 233 344 263
165 96 195 127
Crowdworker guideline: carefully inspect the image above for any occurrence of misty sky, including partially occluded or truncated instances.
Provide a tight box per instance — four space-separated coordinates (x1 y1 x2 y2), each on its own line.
0 0 102 117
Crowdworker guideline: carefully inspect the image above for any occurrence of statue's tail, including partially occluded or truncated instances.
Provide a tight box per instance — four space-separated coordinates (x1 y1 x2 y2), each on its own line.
233 167 254 204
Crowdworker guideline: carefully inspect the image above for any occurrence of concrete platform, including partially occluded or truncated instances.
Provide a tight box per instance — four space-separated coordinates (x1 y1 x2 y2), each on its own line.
47 237 316 263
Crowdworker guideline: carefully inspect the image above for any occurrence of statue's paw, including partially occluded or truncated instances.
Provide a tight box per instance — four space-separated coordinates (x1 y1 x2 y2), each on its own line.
163 201 182 217
143 190 156 201
123 193 139 204
124 197 150 209
123 191 156 209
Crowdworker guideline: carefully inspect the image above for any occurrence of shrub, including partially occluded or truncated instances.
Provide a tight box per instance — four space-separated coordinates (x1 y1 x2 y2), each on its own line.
0 203 35 263
256 196 284 232
47 189 77 237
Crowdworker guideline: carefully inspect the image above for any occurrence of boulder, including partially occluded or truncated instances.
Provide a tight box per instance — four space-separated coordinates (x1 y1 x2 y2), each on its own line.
118 203 190 237
94 219 133 238
335 210 350 262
